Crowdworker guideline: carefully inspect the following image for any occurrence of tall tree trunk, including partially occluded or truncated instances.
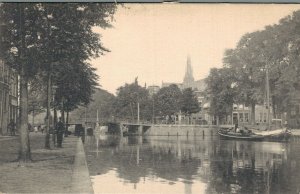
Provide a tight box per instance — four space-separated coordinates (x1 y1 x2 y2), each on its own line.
66 111 69 135
272 96 276 118
54 108 57 126
66 111 69 128
18 4 31 162
19 72 31 162
32 107 34 126
45 70 51 149
251 102 256 125
52 107 57 145
61 97 65 123
61 110 65 124
0 91 4 135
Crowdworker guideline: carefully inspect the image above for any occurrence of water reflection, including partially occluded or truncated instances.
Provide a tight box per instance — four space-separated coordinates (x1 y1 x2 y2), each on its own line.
85 133 300 194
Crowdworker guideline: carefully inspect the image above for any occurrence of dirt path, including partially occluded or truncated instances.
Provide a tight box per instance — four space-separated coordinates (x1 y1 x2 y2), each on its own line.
0 133 79 193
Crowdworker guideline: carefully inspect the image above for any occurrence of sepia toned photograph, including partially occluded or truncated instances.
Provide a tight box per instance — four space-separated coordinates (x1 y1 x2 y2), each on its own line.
1 3 300 194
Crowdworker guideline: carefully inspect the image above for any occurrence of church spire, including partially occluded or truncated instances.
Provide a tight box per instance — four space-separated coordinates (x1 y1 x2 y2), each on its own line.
183 55 194 88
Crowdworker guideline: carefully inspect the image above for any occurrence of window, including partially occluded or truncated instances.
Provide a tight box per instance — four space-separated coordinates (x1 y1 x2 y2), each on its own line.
244 113 249 122
260 113 263 122
239 113 243 122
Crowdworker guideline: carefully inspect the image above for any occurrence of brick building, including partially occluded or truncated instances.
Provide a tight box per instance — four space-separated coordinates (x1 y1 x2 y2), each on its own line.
0 60 18 135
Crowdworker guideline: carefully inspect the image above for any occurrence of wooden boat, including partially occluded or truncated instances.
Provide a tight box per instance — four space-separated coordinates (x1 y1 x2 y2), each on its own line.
248 119 292 141
252 127 292 142
224 65 292 142
218 128 264 141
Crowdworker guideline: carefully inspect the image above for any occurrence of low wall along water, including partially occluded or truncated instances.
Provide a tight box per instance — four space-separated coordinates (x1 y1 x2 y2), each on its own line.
144 125 218 136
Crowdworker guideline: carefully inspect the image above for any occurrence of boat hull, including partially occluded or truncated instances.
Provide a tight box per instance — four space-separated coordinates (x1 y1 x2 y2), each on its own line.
252 128 292 142
218 130 264 141
262 131 292 142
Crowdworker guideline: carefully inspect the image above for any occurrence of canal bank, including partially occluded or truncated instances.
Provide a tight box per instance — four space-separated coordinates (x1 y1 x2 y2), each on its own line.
143 125 300 138
144 125 218 136
70 137 94 193
0 133 93 193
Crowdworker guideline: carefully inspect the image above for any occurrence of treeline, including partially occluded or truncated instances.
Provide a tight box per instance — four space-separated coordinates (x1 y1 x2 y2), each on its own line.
113 79 200 122
206 10 300 125
72 78 200 124
0 3 117 161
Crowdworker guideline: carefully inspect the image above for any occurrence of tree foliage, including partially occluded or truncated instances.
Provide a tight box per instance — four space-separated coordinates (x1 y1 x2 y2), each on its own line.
153 84 182 117
27 73 47 114
70 88 115 122
0 3 117 161
180 88 200 115
206 68 236 121
207 10 300 125
113 78 151 122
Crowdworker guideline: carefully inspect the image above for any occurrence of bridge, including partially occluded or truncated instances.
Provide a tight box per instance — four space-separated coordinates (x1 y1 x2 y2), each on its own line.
119 122 152 136
68 118 152 136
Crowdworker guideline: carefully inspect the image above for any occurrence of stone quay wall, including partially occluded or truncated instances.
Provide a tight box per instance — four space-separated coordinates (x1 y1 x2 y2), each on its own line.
144 125 218 136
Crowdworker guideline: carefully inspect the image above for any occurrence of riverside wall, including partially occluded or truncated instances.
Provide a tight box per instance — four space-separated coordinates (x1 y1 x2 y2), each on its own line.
144 125 219 136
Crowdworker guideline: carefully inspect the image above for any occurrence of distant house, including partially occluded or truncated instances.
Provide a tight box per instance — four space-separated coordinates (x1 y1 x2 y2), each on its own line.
231 104 273 126
147 85 160 96
287 91 300 128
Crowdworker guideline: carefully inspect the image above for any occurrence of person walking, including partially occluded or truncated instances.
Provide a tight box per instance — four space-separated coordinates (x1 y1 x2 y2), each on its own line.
56 117 65 148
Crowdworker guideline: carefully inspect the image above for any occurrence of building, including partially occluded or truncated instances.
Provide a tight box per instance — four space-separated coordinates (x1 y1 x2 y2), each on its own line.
0 60 18 135
162 55 206 92
161 56 211 124
231 103 275 127
183 56 195 89
287 90 300 128
147 85 160 96
232 104 251 125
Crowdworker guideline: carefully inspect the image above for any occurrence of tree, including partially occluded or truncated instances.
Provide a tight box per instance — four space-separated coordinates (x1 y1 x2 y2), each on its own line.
223 31 272 125
179 88 200 124
69 88 116 123
28 74 48 127
53 62 99 118
37 3 116 148
0 3 117 161
154 84 182 117
180 88 200 115
269 11 300 114
0 3 44 161
206 68 236 124
223 11 300 122
113 78 151 122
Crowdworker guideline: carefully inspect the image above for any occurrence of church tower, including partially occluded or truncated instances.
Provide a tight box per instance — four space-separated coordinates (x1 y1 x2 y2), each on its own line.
183 55 195 89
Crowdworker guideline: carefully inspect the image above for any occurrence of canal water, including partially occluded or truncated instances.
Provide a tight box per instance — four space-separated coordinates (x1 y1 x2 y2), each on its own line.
84 133 300 194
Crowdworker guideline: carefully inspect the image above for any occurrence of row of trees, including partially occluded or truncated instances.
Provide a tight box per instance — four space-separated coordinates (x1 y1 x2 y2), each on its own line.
206 10 300 124
111 79 200 123
70 79 201 125
0 3 117 162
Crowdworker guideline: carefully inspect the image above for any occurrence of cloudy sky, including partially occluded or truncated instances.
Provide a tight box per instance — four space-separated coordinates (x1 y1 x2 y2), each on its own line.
92 4 300 94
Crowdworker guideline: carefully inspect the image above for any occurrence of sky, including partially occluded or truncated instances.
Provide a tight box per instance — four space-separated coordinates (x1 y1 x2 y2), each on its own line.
92 4 300 94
